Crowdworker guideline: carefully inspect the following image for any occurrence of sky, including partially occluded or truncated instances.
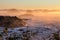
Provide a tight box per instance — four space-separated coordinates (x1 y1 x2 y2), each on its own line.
0 0 60 9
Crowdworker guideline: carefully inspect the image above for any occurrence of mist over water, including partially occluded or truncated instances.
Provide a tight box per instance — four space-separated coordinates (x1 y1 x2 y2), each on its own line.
23 11 60 29
0 10 60 28
0 10 60 40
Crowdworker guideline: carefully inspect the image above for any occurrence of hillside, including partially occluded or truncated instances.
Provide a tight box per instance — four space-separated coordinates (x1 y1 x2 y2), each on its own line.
0 16 26 28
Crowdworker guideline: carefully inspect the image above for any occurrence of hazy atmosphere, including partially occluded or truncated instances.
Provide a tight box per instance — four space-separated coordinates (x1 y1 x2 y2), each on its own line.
0 0 60 9
0 0 60 40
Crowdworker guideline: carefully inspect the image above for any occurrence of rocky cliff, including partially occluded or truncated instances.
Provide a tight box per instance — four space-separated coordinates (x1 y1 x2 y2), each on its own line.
0 16 26 28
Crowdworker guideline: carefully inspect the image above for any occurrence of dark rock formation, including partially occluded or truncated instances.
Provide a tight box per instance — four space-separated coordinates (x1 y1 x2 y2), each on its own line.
0 16 26 28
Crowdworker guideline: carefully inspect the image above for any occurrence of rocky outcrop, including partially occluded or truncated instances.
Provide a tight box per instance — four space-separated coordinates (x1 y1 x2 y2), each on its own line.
0 16 26 28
